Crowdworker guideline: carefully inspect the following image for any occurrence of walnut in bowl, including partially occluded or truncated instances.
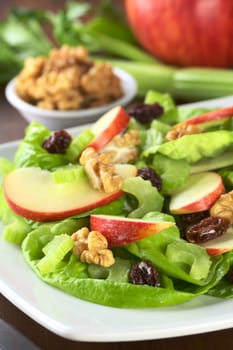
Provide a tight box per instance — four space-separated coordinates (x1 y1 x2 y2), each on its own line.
5 46 137 129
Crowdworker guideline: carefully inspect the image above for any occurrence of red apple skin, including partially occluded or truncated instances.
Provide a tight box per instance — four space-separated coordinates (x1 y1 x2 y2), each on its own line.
90 214 174 247
171 182 225 214
125 0 233 67
199 227 233 256
205 247 230 256
170 177 225 214
5 187 124 222
177 106 233 129
87 106 130 151
4 164 137 222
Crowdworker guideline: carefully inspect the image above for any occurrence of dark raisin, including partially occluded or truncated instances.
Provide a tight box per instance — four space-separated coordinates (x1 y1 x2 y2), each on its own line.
227 267 233 284
129 260 160 287
127 103 164 124
185 216 230 243
181 211 209 225
176 221 187 240
137 167 162 191
42 130 72 154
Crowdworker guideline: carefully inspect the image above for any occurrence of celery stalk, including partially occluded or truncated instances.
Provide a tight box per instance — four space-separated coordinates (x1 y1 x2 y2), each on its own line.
90 34 158 64
100 59 233 101
99 59 175 96
172 68 233 100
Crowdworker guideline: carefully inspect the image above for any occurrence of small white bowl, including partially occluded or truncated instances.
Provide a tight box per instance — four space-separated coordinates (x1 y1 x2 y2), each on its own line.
5 68 137 130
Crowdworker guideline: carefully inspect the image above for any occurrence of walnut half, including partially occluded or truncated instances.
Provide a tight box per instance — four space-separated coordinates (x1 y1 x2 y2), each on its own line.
165 123 202 141
210 191 233 224
71 227 115 267
79 147 123 193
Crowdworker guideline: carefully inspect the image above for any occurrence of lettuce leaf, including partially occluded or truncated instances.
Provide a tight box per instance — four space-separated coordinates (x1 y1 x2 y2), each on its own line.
145 90 178 124
14 122 70 169
158 130 233 163
125 224 212 286
152 154 190 194
22 224 195 308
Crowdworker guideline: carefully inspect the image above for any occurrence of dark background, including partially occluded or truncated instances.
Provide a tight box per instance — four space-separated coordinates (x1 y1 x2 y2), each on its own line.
0 0 124 20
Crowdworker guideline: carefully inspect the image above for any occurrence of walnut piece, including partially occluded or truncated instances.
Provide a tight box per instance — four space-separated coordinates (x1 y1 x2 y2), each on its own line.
165 123 202 141
100 130 140 163
71 227 115 267
210 191 233 223
79 147 123 193
15 45 123 111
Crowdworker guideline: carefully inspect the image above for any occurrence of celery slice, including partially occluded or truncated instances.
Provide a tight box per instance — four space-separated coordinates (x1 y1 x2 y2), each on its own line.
122 177 164 218
66 128 94 162
37 234 74 274
3 219 31 244
52 166 85 184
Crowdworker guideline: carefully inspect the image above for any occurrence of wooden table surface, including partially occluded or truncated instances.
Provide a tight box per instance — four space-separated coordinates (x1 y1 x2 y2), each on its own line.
1 1 233 349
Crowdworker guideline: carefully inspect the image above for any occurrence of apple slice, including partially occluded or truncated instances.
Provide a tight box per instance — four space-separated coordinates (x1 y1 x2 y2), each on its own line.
173 105 233 132
4 164 136 222
90 214 174 246
200 227 233 256
87 106 130 151
169 172 225 214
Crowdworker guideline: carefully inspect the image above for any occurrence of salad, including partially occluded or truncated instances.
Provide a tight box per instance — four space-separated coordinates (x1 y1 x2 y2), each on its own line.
1 90 233 309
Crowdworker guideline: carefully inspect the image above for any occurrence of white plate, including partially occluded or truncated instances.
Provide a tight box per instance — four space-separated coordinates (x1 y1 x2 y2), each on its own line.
1 96 233 342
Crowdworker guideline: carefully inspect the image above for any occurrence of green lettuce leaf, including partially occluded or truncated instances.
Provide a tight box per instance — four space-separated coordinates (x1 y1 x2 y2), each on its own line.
145 90 178 124
125 225 212 286
158 130 233 163
152 154 190 195
22 224 195 308
14 122 70 169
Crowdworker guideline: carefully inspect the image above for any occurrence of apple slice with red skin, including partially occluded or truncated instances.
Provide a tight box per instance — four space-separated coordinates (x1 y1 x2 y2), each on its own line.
3 164 137 222
200 227 233 256
87 106 130 151
169 172 225 214
90 214 174 247
172 105 233 132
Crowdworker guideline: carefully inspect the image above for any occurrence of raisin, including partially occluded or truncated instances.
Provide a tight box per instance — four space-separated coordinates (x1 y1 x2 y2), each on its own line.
227 267 233 284
137 167 162 191
185 216 230 243
42 130 72 154
127 103 164 124
129 260 160 287
181 211 209 225
176 221 187 240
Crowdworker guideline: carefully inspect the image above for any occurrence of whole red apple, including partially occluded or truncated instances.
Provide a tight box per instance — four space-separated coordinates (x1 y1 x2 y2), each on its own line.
125 0 233 67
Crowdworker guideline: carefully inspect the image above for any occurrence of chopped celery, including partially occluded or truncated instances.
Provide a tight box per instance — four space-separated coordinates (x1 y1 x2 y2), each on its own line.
122 177 164 218
52 166 85 184
3 219 31 244
165 240 211 281
66 128 94 162
37 234 74 274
